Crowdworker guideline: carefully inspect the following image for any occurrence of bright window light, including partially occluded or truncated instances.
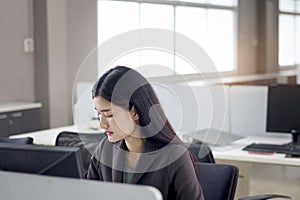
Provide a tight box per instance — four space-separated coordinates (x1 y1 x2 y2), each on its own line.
279 0 295 12
97 0 237 76
175 6 206 74
206 9 235 72
278 0 300 67
297 0 300 12
140 3 173 31
98 1 138 45
209 0 237 6
296 16 300 64
279 15 295 66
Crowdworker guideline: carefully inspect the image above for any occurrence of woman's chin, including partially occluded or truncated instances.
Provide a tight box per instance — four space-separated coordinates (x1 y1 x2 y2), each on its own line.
107 135 121 143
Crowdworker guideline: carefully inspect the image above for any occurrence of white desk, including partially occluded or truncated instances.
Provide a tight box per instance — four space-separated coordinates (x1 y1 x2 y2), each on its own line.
10 125 100 145
13 127 300 165
0 102 42 113
0 102 42 137
11 127 300 199
213 136 300 167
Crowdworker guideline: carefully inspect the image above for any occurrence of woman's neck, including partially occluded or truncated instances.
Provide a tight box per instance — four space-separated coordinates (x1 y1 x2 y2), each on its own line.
125 136 144 153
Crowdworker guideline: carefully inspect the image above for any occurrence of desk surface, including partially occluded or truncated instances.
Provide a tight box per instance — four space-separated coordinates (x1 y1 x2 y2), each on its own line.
212 135 300 167
11 126 300 167
0 102 42 113
10 125 100 145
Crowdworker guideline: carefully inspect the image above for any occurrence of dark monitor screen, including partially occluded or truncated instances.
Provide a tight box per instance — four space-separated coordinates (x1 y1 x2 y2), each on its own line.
0 143 85 178
267 84 300 136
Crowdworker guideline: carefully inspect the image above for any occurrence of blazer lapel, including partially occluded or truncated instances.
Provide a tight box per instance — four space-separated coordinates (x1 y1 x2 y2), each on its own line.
129 142 183 184
129 151 157 184
112 142 126 183
130 140 160 184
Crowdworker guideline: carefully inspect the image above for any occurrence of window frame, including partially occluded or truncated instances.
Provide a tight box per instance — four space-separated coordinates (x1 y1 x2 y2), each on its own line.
97 0 238 80
278 0 300 69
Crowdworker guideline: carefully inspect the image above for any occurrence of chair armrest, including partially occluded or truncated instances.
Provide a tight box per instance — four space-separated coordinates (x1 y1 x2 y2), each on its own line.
239 194 291 200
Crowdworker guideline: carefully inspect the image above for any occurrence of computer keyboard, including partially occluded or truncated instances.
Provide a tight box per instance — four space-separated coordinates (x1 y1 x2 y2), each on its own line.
242 143 300 156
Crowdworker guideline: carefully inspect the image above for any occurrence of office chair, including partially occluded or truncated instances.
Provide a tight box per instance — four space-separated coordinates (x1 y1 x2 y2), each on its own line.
187 143 215 163
0 137 33 144
55 131 105 174
196 162 239 200
195 158 291 200
239 194 291 200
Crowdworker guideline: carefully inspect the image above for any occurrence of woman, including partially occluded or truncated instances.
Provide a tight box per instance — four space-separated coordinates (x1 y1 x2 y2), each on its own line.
87 66 204 200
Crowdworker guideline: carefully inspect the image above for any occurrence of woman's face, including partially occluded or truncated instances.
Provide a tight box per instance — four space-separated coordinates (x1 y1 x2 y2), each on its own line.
94 96 138 143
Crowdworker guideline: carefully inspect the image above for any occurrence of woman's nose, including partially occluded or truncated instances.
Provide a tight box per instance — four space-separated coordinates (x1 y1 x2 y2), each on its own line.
100 116 109 129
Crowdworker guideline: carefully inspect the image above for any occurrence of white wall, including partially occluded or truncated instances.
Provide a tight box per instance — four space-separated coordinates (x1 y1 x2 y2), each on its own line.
73 83 230 134
155 84 282 137
66 0 98 127
230 85 268 136
33 0 98 128
0 0 98 128
46 0 70 128
0 0 35 103
149 84 230 135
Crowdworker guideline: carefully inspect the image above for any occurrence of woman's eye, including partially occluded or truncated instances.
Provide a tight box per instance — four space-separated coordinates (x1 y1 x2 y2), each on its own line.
97 113 113 119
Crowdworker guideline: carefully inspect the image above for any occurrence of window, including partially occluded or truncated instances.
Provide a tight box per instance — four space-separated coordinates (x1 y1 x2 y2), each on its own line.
98 0 237 76
278 0 300 67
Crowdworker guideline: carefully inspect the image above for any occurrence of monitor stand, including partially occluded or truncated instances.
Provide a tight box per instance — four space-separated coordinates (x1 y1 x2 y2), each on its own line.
290 131 300 145
285 131 300 158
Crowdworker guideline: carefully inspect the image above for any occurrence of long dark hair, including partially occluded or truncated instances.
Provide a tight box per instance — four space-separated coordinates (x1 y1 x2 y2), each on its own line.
92 66 196 168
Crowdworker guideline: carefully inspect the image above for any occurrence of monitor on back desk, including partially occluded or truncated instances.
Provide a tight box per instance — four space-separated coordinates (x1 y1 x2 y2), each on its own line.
0 142 85 178
243 84 300 156
266 84 300 145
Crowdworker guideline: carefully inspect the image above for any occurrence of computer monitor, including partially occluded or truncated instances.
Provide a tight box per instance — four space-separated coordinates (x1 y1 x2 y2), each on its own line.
0 143 85 178
266 84 300 145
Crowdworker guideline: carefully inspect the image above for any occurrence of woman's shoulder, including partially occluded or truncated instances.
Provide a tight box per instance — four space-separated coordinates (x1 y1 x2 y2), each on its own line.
163 142 189 155
164 143 196 176
152 142 191 166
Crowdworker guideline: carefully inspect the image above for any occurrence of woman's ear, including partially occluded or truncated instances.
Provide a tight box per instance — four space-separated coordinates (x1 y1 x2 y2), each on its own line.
130 106 139 121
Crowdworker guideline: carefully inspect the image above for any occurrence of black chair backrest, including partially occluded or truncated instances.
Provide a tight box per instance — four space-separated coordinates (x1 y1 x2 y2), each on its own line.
0 137 33 144
187 143 215 163
55 131 105 174
196 162 239 200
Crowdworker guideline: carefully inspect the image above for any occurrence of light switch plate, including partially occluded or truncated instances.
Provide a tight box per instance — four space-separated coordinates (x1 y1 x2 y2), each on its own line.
24 38 34 53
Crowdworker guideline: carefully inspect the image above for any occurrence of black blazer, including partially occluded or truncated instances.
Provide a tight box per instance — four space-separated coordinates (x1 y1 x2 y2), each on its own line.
87 138 204 200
